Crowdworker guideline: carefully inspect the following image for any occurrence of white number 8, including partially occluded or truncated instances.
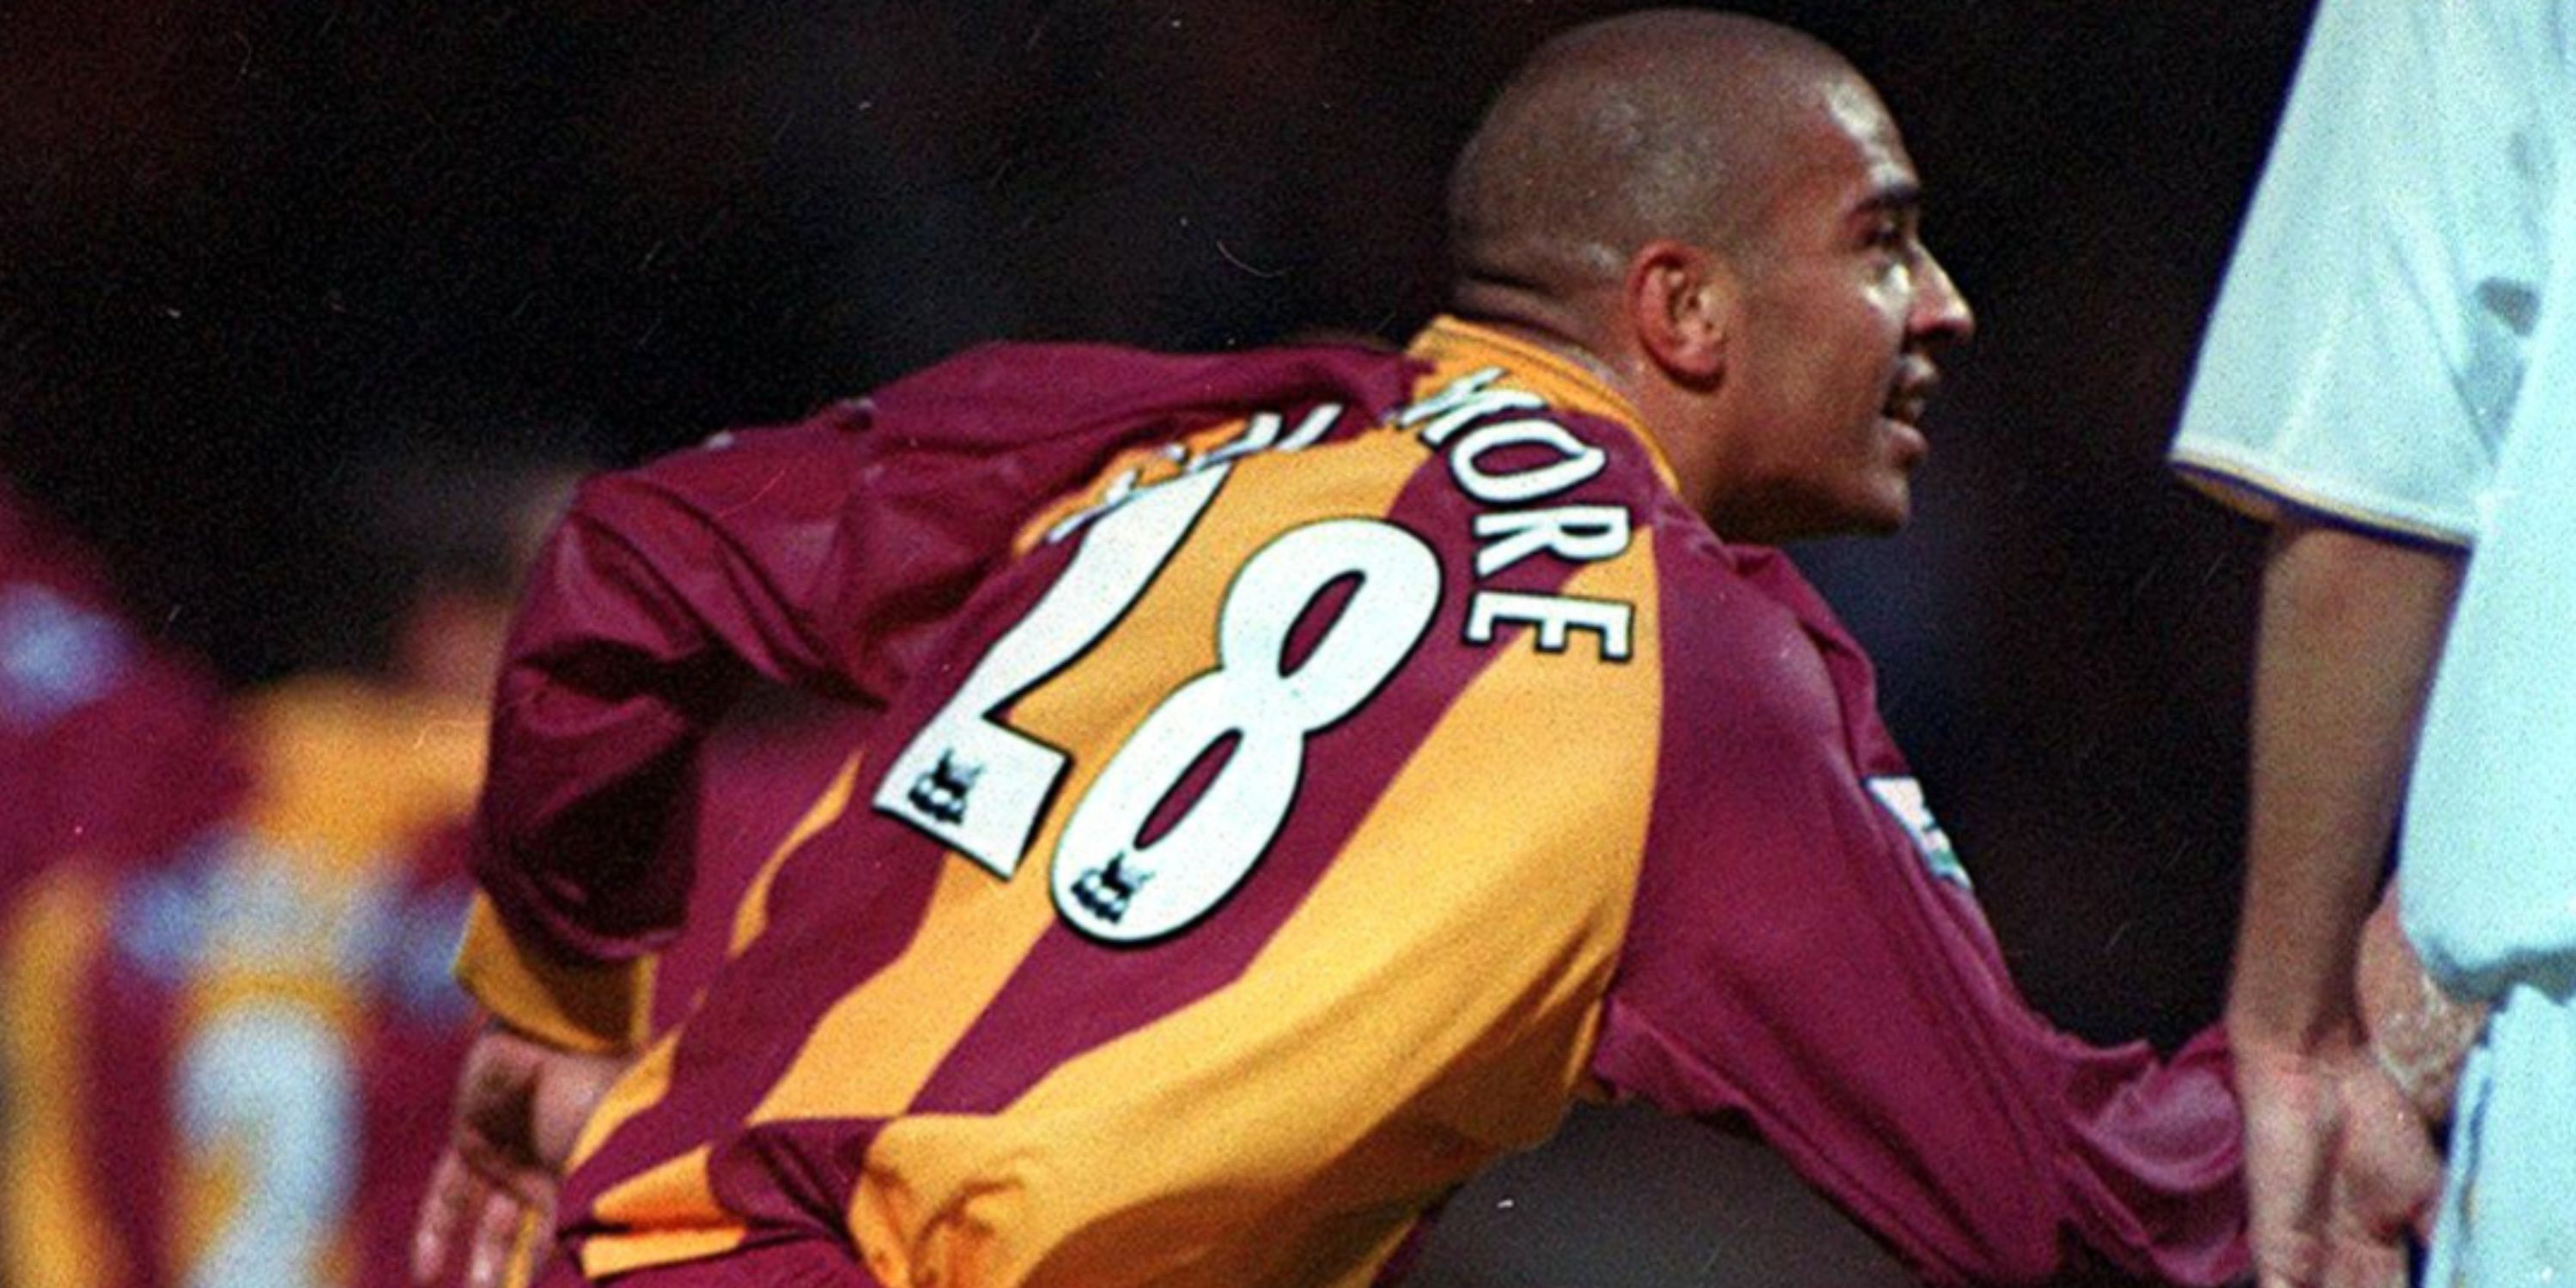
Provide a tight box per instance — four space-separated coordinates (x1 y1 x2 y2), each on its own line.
872 466 1440 942
1054 518 1438 941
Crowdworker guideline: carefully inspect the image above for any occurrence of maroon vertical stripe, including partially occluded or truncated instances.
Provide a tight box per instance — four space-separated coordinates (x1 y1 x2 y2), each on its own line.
83 874 181 1288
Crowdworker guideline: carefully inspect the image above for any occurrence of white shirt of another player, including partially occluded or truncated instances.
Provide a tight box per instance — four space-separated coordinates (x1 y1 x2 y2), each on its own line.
2168 0 2561 549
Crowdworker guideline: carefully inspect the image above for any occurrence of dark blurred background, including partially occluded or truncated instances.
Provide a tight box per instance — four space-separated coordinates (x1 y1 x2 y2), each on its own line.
0 0 2305 1275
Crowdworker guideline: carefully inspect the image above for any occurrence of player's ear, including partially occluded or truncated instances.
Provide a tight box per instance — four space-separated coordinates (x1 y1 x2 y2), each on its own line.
1626 240 1733 386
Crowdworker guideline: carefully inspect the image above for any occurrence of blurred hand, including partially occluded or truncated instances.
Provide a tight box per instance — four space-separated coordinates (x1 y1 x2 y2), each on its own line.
2233 1033 2442 1288
412 1020 629 1288
2354 891 2485 1125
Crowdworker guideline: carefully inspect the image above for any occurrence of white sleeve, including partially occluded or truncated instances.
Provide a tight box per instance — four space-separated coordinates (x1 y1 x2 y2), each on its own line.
2400 29 2576 992
2169 0 2555 548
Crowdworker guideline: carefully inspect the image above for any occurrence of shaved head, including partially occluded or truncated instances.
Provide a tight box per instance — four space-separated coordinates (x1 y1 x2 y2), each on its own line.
1447 10 1868 307
1439 9 1973 544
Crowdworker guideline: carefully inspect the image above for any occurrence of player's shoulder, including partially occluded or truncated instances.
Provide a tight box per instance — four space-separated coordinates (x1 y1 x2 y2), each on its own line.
1643 522 1844 641
866 338 1424 456
1656 538 1874 730
570 400 877 531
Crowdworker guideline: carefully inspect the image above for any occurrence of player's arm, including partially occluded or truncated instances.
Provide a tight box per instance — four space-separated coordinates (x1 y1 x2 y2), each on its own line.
1602 820 2247 1286
411 1020 629 1288
1592 572 2244 1285
2227 515 2464 1286
459 410 890 1052
453 374 1172 1048
427 415 903 1286
2233 516 2460 1073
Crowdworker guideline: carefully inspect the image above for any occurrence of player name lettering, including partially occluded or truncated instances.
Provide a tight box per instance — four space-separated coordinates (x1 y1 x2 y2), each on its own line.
1400 367 1636 661
1045 403 1346 544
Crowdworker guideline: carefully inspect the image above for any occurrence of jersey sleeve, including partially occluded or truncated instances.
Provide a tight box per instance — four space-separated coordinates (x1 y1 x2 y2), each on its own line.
1589 551 2243 1287
459 407 884 1049
2169 0 2555 546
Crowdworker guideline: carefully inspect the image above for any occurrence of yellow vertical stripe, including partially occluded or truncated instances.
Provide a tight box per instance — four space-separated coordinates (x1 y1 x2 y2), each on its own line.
0 864 124 1288
744 855 1054 1121
573 749 869 1217
853 541 1663 1287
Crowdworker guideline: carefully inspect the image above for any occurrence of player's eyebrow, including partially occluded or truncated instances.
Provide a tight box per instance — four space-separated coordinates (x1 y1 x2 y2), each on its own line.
1852 179 1923 219
1843 179 1924 249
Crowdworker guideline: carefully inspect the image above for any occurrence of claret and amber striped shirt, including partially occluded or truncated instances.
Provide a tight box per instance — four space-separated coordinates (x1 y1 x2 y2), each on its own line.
461 319 2245 1288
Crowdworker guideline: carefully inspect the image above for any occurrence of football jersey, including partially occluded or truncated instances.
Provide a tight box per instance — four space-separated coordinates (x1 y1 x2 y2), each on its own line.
0 679 487 1288
463 319 2245 1287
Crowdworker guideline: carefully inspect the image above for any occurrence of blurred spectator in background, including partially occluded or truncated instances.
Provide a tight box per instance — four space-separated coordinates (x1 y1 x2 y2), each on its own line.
2170 0 2565 1283
0 441 581 1288
0 476 250 1280
0 479 246 897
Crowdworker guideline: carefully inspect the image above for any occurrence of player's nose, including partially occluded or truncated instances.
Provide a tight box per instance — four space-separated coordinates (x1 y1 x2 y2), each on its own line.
1911 246 1975 349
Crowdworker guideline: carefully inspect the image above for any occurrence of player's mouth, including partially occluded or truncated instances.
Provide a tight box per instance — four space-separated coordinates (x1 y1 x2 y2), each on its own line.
1882 363 1940 460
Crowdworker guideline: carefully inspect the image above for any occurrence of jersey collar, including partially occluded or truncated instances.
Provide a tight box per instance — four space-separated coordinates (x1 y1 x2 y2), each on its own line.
1406 316 1684 498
